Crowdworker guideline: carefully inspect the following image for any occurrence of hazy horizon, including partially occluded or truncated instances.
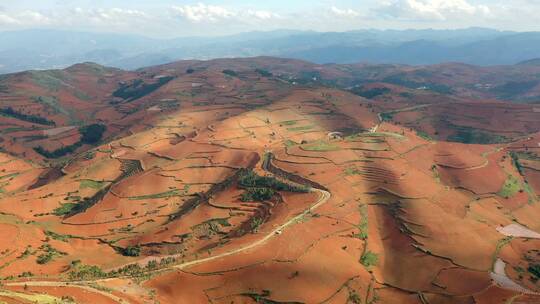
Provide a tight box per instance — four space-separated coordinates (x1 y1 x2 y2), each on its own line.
1 1 539 38
0 26 523 39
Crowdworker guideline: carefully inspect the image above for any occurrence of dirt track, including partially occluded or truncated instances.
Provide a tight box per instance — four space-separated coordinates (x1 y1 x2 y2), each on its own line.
174 188 330 270
4 160 332 303
5 281 129 303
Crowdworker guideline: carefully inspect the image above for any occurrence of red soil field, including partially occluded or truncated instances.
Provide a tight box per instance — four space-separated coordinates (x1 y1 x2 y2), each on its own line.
0 57 538 303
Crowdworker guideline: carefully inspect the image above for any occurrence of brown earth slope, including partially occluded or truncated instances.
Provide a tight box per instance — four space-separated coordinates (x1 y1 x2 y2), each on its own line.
0 57 538 303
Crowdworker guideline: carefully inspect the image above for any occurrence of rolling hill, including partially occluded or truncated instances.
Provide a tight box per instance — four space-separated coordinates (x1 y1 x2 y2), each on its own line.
0 57 538 303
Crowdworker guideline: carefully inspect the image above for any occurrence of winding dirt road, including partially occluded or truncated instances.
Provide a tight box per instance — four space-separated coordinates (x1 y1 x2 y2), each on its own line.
4 166 332 303
174 188 330 270
5 281 129 303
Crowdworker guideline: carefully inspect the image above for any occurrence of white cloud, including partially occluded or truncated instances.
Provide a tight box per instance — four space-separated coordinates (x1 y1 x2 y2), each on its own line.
171 3 234 23
330 6 360 18
0 10 51 26
0 7 150 29
19 10 52 24
245 10 280 20
377 0 491 21
0 13 19 25
171 3 279 24
71 7 149 25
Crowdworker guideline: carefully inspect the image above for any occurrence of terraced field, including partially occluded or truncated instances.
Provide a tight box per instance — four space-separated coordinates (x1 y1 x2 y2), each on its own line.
0 57 538 303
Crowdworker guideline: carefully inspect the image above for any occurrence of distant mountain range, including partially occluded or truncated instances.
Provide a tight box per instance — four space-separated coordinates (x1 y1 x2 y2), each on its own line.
1 28 540 73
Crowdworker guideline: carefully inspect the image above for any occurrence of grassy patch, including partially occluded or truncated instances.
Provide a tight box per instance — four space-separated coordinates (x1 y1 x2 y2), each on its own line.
355 204 368 240
52 203 78 216
498 175 521 198
344 166 362 176
287 125 314 132
280 120 298 126
302 140 340 151
1 127 35 134
36 244 67 264
284 139 297 147
350 132 404 140
360 251 379 267
524 182 537 204
416 130 433 141
128 187 189 200
18 246 34 259
67 261 106 281
44 230 73 242
250 217 264 232
0 290 71 304
79 180 106 190
350 87 390 99
447 127 507 144
345 133 365 141
0 172 20 180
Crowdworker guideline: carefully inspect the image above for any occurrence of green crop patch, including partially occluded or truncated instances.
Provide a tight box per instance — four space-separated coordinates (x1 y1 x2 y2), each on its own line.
45 230 73 242
36 244 67 264
497 175 521 198
287 125 314 132
68 262 106 281
0 172 20 180
80 179 106 190
52 203 78 216
302 140 340 151
129 185 190 200
284 139 298 147
360 251 379 267
128 188 188 200
280 120 298 126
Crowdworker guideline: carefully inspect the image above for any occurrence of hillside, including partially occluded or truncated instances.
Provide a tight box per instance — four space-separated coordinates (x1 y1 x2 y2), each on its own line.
0 58 538 303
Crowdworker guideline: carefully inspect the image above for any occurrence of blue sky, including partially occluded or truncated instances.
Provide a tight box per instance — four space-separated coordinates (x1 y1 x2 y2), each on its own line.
0 0 539 37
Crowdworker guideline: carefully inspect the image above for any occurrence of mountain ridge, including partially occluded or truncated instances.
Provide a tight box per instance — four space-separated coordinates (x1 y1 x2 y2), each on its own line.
1 27 538 73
